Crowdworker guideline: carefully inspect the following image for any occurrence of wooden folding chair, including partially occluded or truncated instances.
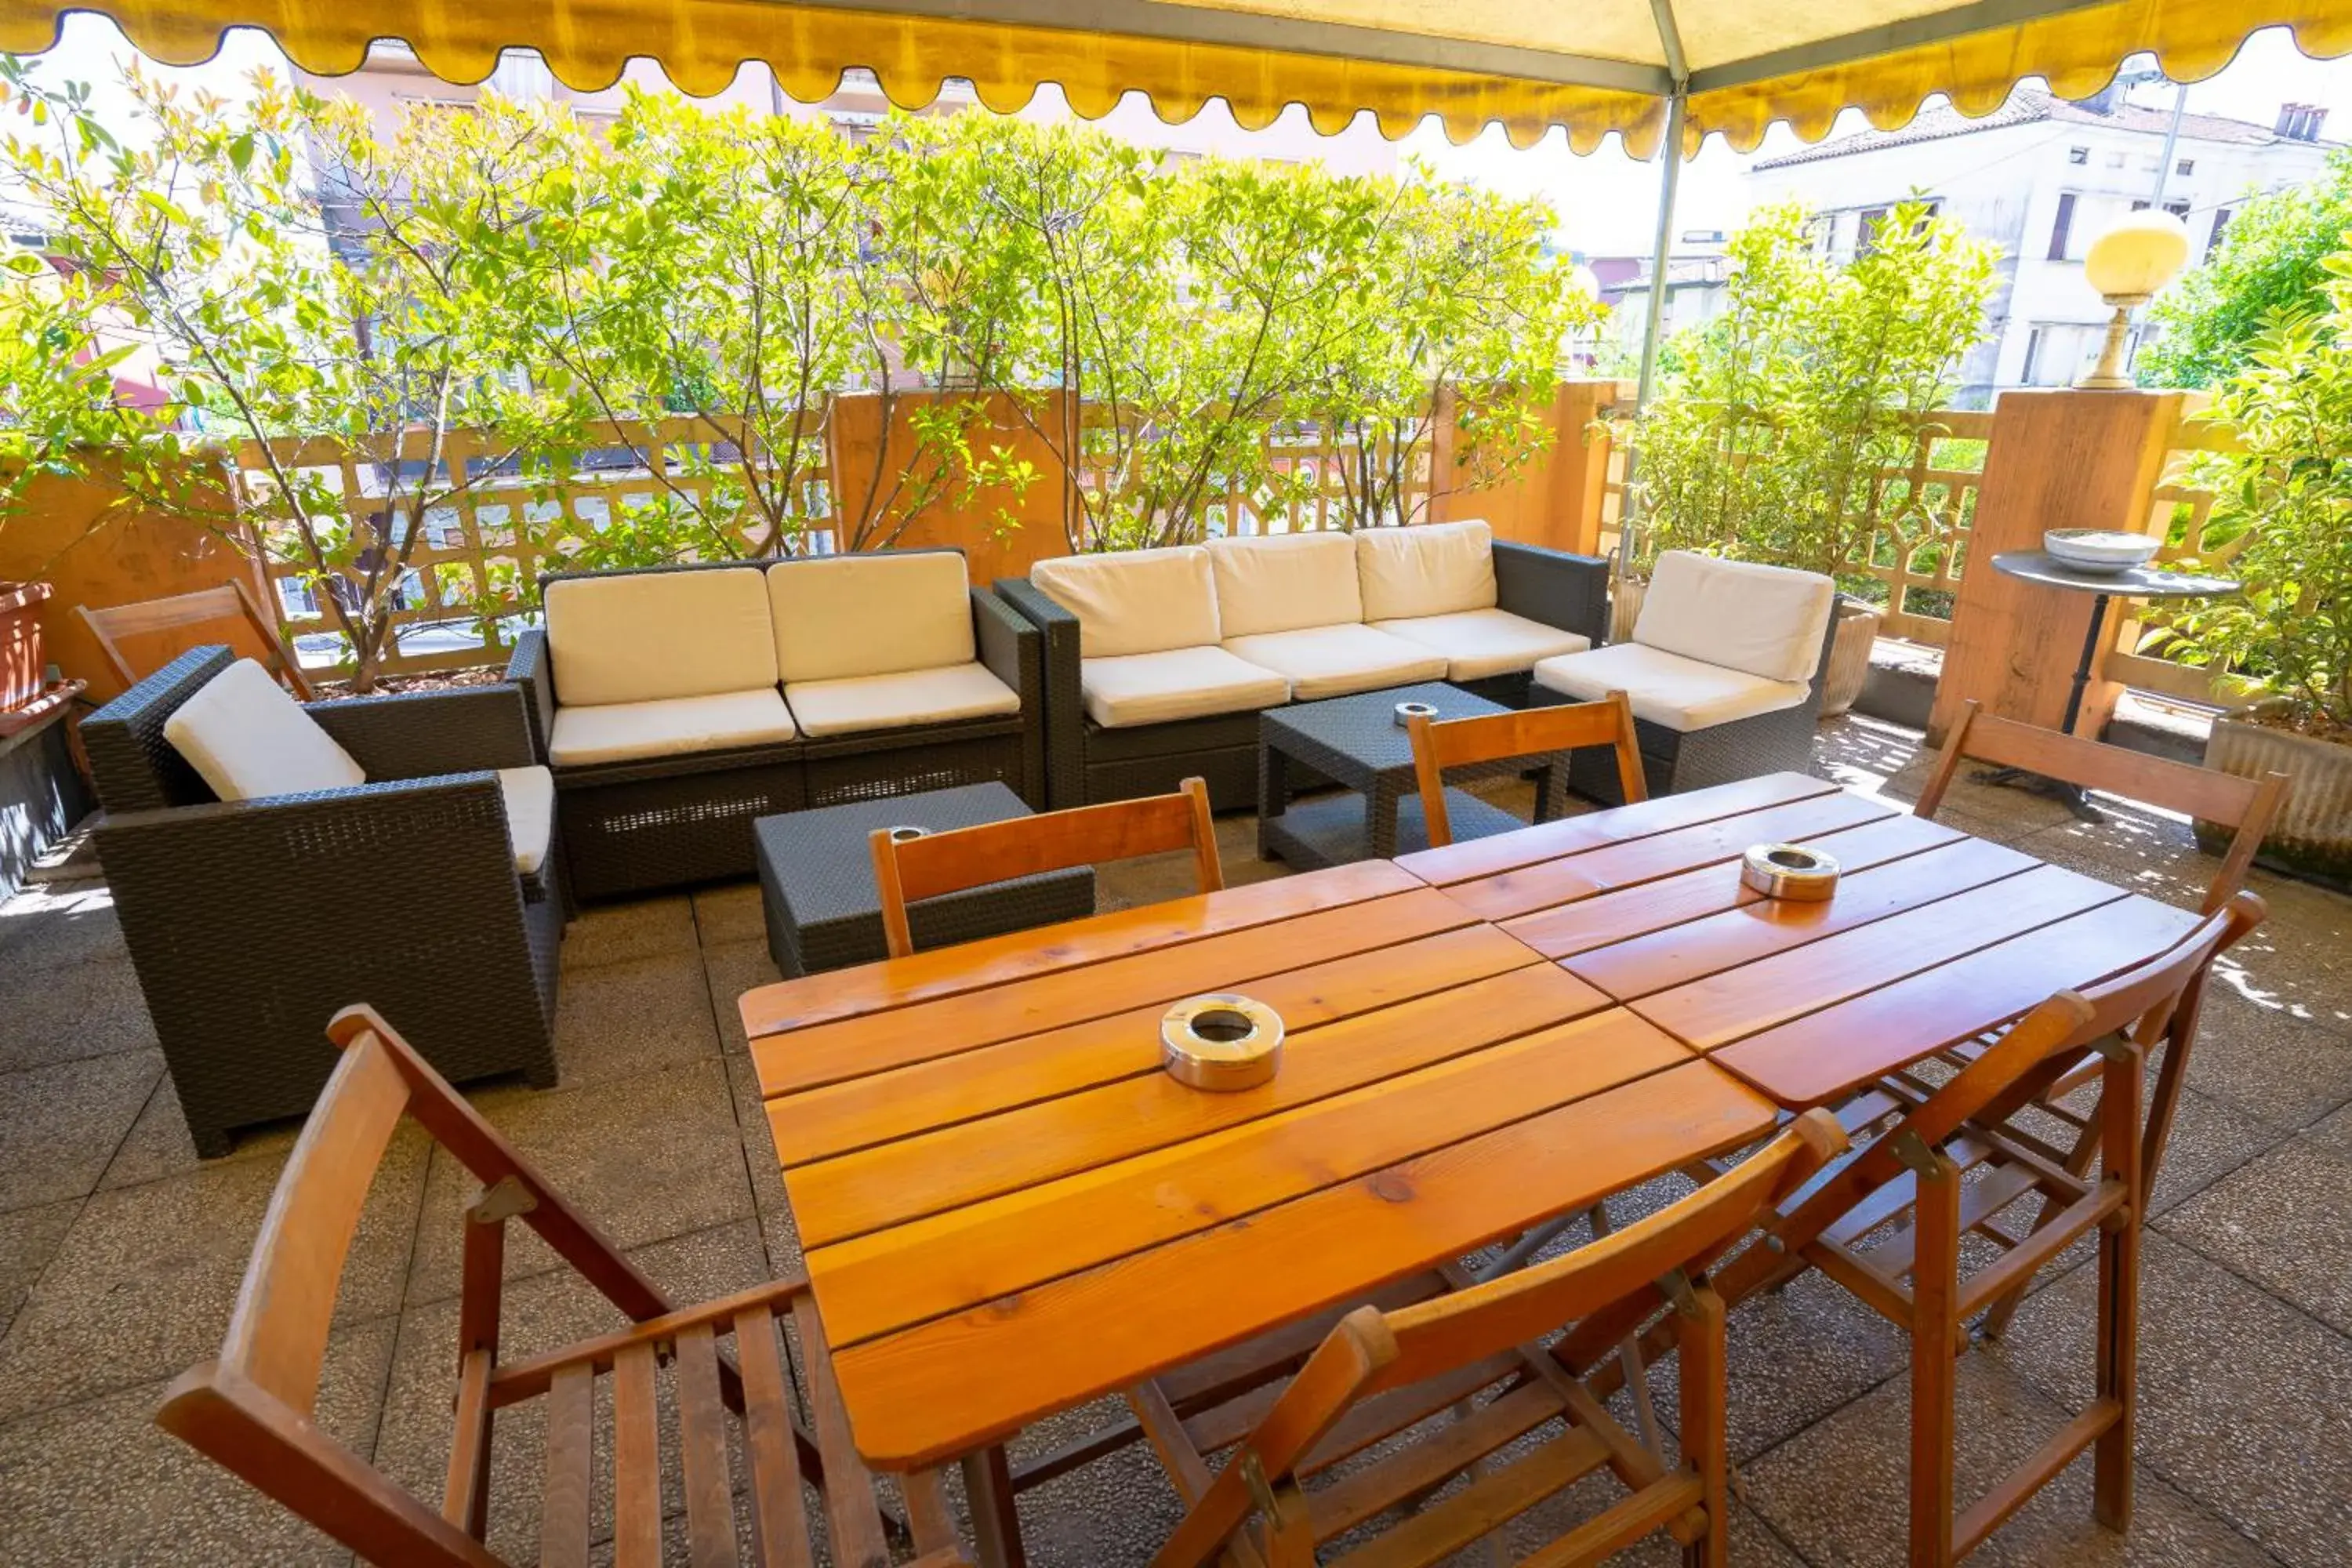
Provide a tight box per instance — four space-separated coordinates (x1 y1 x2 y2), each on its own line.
1697 893 2264 1566
158 1005 971 1568
1131 1110 1846 1568
78 577 316 699
1918 699 2288 1332
1404 690 1644 849
1918 699 2288 916
870 775 1221 958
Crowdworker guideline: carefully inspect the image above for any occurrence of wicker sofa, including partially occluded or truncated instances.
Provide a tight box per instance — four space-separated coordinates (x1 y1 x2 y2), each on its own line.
84 646 564 1156
1530 550 1838 801
509 549 1044 900
997 521 1610 808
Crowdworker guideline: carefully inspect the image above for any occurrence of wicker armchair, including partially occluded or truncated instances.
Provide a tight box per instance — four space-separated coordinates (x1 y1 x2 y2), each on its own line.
83 646 563 1156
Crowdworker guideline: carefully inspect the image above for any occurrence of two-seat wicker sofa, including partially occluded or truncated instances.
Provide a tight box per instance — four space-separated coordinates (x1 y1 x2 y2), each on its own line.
996 521 1611 808
507 549 1043 900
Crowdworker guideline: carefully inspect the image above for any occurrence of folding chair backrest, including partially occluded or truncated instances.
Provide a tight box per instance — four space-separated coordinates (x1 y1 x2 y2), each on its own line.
1406 691 1645 847
78 579 315 700
871 775 1221 957
1152 1110 1846 1566
1918 700 2287 912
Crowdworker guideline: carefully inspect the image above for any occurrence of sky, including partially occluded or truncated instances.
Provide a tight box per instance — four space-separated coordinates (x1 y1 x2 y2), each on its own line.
16 14 2352 262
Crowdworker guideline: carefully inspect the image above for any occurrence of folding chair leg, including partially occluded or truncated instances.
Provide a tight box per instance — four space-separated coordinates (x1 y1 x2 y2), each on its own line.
1979 1115 2100 1341
961 1445 1027 1568
1676 1283 1731 1568
2093 1049 2146 1533
1907 1146 1962 1568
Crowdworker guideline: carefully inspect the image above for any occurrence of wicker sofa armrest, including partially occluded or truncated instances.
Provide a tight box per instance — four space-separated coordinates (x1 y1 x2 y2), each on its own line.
307 684 538 780
1493 542 1612 647
505 630 557 762
993 578 1086 810
80 644 238 815
971 587 1047 803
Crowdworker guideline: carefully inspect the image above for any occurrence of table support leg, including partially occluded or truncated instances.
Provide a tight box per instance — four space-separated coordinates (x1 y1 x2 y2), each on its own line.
961 1445 1027 1568
1256 744 1290 862
1976 590 2111 822
1907 1145 1962 1568
1368 775 1403 861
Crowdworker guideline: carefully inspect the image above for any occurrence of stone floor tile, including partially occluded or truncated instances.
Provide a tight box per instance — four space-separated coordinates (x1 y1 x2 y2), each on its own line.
549 951 722 1089
2177 989 2352 1130
703 938 782 1056
375 1220 769 1565
0 1126 424 1423
689 880 768 948
2001 1231 2352 1568
2160 1135 2352 1339
0 881 127 972
97 1073 307 1192
0 949 156 1074
2143 1085 2294 1218
2216 869 2352 1038
0 1313 394 1567
557 894 698 972
404 1061 755 1305
0 1197 80 1338
2013 808 2234 913
1745 1350 2275 1567
0 1048 164 1213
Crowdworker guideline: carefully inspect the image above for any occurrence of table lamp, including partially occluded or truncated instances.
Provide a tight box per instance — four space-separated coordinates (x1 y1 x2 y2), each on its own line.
2078 210 2190 389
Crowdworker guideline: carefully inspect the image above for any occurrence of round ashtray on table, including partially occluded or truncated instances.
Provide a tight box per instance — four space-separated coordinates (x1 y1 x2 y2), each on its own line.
1161 994 1284 1091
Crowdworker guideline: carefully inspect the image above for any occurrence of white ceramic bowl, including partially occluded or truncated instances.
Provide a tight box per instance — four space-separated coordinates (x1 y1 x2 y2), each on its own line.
2044 529 2159 574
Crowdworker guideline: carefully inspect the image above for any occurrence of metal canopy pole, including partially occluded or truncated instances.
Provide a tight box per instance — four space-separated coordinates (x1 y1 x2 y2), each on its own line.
1617 0 1690 575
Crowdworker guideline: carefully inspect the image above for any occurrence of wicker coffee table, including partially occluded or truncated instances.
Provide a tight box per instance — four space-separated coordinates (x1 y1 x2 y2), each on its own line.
753 782 1095 976
1257 681 1571 869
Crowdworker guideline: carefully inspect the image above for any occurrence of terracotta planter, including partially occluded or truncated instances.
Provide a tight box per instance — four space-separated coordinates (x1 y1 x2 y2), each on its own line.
2200 699 2352 886
0 580 53 711
1819 597 1883 719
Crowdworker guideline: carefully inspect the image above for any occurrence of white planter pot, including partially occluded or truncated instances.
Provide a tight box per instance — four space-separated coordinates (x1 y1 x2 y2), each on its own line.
1819 597 1882 720
2201 699 2352 886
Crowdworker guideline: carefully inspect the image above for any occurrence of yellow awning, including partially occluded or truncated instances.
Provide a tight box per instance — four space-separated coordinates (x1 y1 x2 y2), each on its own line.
4 0 2349 157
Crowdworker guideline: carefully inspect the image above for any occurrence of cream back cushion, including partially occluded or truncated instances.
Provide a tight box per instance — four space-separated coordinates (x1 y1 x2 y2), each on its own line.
769 551 975 684
1354 519 1498 622
162 658 366 801
1633 550 1836 685
1205 532 1363 638
545 566 777 707
1030 546 1221 659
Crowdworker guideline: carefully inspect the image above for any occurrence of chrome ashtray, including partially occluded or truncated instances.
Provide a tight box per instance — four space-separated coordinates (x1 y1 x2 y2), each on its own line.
1393 700 1439 728
1161 994 1284 1091
884 825 931 844
1740 842 1840 902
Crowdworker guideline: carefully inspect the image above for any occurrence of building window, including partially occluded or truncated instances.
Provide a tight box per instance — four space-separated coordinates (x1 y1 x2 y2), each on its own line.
2067 146 2089 165
2020 328 2044 386
1857 206 1890 254
2048 193 2076 261
2165 199 2190 220
2211 207 2234 247
2176 158 2195 176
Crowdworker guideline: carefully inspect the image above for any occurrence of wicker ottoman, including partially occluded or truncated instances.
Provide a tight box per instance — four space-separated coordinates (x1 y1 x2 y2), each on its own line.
754 781 1096 976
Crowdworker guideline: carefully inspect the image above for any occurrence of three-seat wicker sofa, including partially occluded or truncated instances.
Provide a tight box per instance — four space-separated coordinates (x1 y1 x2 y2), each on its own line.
506 548 1043 900
996 521 1611 808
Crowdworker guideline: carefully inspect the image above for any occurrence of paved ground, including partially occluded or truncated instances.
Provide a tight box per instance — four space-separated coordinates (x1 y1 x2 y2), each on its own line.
1 712 2347 1566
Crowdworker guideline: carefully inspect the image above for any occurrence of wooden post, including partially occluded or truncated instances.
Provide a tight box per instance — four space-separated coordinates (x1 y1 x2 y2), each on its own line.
1927 389 2183 748
1432 379 1628 557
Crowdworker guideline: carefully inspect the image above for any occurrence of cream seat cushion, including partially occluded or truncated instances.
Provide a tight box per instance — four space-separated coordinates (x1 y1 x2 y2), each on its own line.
1220 624 1449 702
162 658 366 801
769 551 975 684
1205 532 1363 639
1368 608 1590 682
496 766 555 876
549 689 798 768
1635 550 1835 686
1031 546 1221 659
1354 520 1499 622
544 566 778 707
786 663 1020 739
1532 643 1809 732
1078 646 1290 728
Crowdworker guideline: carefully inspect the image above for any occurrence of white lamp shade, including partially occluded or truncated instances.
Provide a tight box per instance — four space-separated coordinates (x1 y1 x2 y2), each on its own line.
2084 211 2191 299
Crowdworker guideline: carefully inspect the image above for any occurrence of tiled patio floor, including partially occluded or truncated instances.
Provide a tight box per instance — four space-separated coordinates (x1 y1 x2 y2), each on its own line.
1 713 2347 1566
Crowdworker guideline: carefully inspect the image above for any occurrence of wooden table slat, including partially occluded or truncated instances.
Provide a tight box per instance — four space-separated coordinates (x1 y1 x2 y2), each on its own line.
1393 771 1838 887
1439 789 1895 924
823 1058 1776 1469
1713 895 2200 1108
808 1008 1700 1348
770 924 1541 1167
1566 837 2043 1001
783 963 1610 1248
754 884 1476 1095
1631 864 2132 1051
1501 812 1968 960
741 858 1419 1039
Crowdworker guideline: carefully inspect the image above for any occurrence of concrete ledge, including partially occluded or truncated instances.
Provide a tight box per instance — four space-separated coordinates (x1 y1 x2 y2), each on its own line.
1853 637 2215 765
